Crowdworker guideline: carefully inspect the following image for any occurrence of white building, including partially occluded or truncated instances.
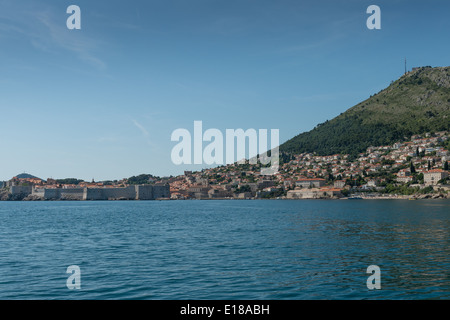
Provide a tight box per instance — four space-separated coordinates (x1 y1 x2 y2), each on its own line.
296 179 326 188
334 180 346 188
424 170 449 185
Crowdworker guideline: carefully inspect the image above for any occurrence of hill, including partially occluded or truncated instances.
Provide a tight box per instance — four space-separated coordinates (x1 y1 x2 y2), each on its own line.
280 66 450 157
126 174 159 185
15 173 42 180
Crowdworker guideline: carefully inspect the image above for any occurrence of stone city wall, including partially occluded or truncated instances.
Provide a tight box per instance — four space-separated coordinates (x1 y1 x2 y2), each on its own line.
25 184 170 200
11 186 33 196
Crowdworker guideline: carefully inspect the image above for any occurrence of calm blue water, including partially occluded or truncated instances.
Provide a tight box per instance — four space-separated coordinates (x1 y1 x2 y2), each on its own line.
0 200 448 300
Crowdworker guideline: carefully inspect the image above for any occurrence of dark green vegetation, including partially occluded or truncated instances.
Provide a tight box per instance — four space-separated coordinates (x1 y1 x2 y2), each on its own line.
281 66 450 156
56 178 84 185
127 174 158 185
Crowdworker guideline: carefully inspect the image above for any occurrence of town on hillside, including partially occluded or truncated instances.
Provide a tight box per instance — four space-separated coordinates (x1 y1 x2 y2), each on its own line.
1 132 450 201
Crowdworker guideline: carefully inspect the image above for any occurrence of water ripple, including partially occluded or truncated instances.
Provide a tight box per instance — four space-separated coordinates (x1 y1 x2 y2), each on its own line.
0 200 449 299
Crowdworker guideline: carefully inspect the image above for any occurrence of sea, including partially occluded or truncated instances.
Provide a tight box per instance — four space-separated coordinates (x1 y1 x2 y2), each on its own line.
0 200 448 300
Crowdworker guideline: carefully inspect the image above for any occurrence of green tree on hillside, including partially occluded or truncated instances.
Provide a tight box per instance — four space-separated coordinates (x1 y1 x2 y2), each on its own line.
410 162 416 173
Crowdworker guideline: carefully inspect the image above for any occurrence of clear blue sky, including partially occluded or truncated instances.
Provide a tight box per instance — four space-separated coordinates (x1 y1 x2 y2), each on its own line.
1 0 449 181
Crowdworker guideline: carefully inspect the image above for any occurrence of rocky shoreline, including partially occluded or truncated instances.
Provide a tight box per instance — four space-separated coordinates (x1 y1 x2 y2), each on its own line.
0 190 49 201
342 194 449 200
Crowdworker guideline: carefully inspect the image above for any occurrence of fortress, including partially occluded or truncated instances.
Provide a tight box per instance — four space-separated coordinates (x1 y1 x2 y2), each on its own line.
10 184 170 201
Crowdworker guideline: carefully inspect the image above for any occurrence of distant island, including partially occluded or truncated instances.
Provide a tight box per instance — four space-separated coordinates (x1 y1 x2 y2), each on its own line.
1 66 449 201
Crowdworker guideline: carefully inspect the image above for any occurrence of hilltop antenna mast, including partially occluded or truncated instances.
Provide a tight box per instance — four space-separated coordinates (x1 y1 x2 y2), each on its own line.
405 58 407 74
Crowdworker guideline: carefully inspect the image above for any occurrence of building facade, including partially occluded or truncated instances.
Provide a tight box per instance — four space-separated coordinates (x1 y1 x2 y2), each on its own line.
287 188 342 199
295 179 326 188
424 170 449 185
334 180 346 188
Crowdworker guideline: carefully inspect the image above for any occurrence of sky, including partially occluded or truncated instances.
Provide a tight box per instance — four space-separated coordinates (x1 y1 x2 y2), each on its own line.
0 0 449 181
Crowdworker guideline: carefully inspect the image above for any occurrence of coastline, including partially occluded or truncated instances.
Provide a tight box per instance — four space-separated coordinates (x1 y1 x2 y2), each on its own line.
1 185 449 201
1 194 449 201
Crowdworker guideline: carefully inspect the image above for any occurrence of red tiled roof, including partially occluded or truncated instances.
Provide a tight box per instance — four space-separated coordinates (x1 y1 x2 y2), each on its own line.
319 188 342 192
